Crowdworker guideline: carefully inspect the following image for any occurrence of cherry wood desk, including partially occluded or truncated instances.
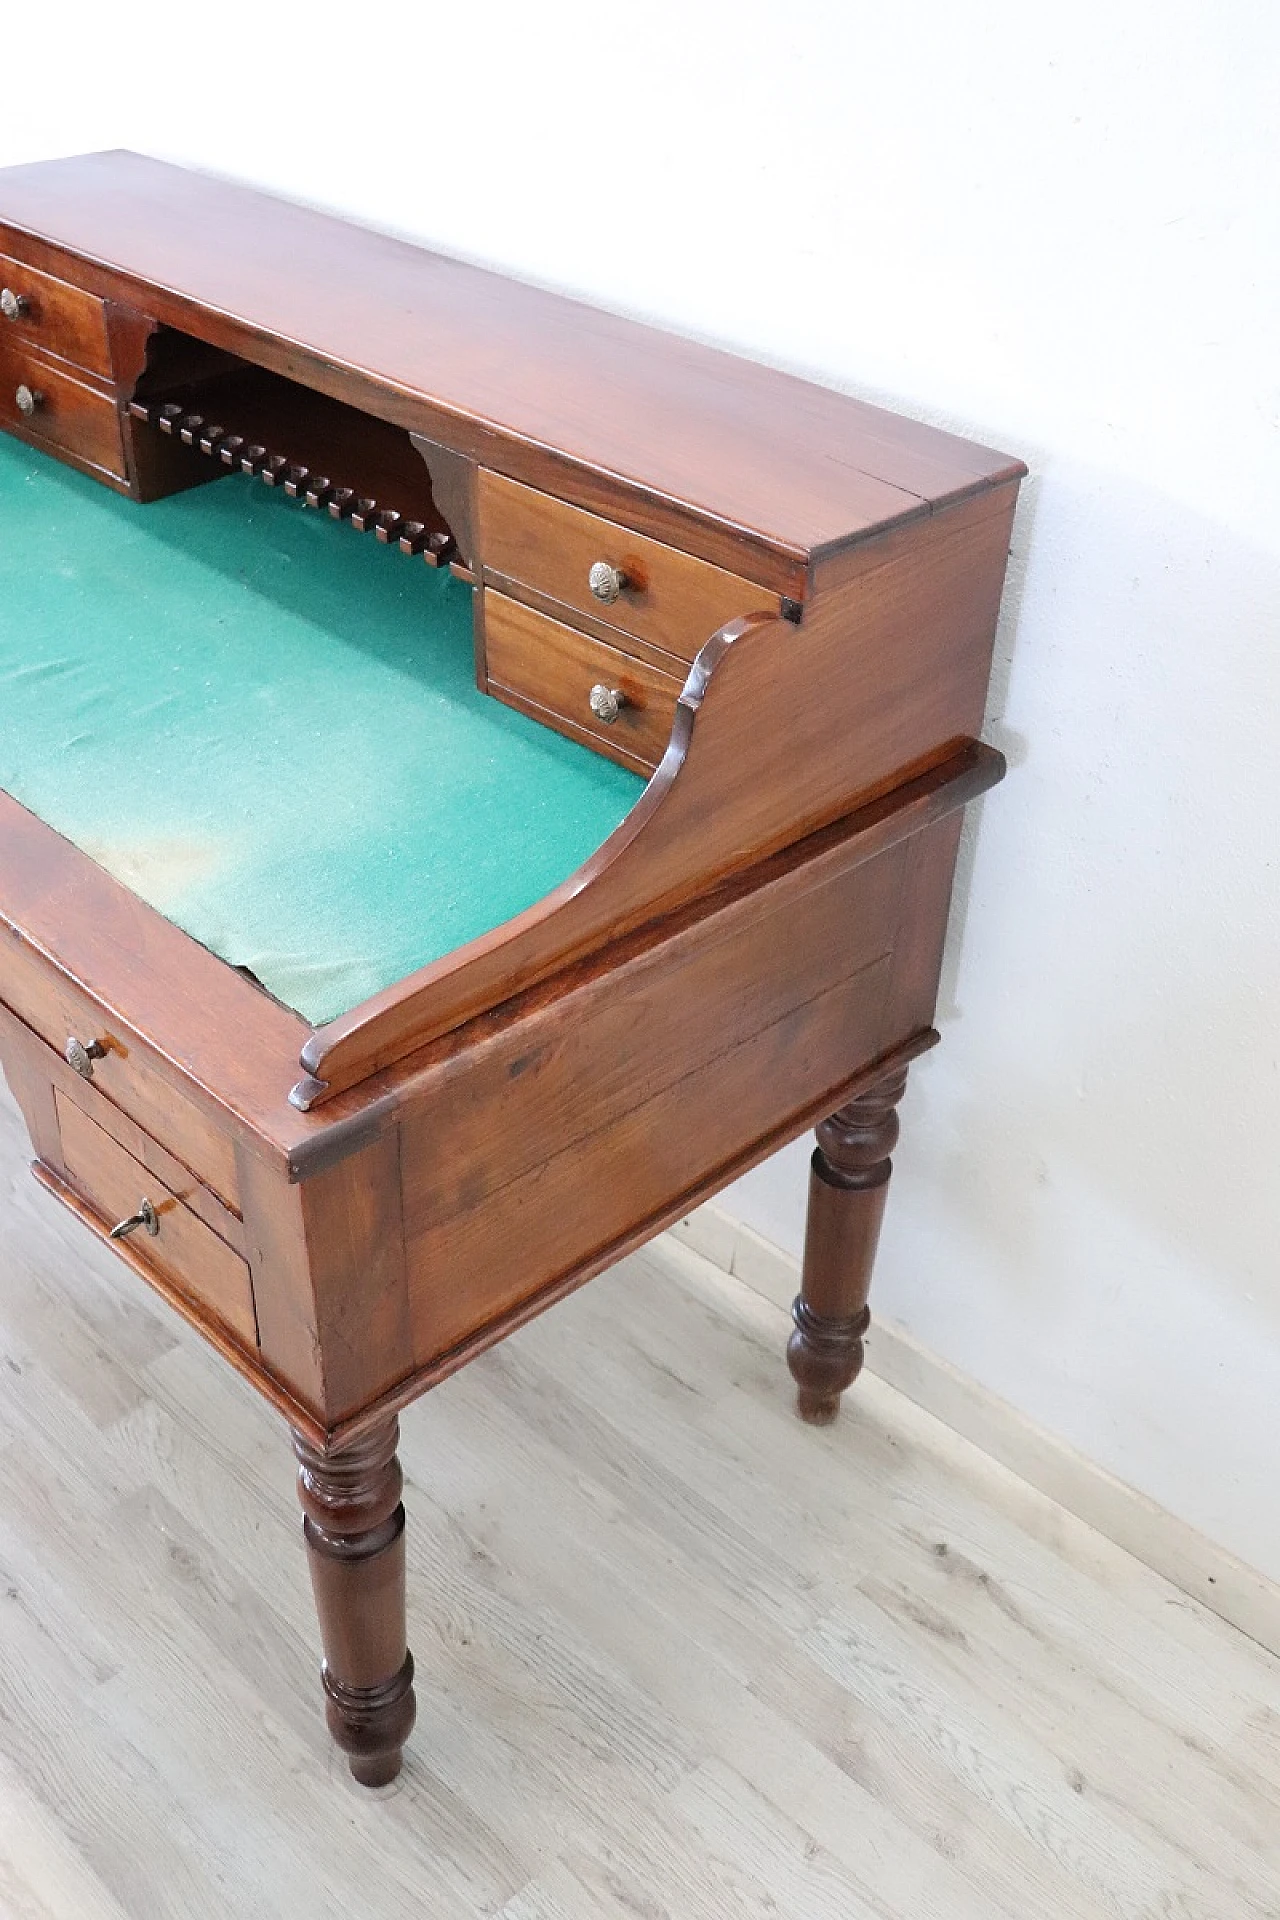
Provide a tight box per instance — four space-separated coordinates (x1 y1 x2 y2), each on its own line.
0 151 1023 1787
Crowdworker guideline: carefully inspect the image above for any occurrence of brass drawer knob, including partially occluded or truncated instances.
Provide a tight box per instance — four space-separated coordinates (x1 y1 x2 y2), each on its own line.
0 286 30 321
65 1035 107 1080
588 560 628 605
110 1199 160 1241
15 383 43 417
589 683 627 725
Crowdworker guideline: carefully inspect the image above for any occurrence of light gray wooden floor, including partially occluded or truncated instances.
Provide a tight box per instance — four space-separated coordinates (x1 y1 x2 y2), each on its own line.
0 1081 1276 1920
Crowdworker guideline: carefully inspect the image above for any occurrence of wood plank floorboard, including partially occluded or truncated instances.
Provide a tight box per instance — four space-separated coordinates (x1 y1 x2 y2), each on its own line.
0 1080 1276 1919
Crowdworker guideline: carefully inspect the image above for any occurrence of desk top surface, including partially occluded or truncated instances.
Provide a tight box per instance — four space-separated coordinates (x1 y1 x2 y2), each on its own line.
0 438 644 1027
0 151 1022 582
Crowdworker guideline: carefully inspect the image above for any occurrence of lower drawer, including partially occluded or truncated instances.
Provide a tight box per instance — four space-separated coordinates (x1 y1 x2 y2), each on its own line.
484 590 684 773
55 1090 258 1347
0 341 127 482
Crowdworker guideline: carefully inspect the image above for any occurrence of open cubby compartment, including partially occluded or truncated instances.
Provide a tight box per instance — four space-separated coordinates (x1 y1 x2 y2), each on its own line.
127 327 457 562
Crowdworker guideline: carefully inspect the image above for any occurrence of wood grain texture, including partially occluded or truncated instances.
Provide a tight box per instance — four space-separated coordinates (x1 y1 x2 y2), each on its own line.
0 881 249 1207
302 485 1017 1097
237 1126 414 1434
0 338 125 480
0 998 246 1254
479 570 705 678
410 433 476 567
404 956 894 1370
483 589 684 772
247 774 986 1440
0 1005 61 1168
393 818 920 1371
478 469 780 660
789 1068 910 1423
285 746 996 1185
0 151 1025 595
55 1093 257 1347
129 362 452 542
0 729 1001 1461
279 1034 939 1456
0 246 111 375
291 748 998 1157
876 807 968 1046
292 1418 416 1787
0 1071 1276 1919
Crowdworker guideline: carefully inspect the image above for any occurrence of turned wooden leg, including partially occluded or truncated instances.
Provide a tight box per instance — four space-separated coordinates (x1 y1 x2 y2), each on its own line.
789 1067 909 1424
292 1416 417 1786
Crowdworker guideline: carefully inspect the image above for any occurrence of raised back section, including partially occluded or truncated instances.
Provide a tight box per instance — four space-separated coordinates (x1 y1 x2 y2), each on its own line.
0 150 1023 595
0 150 1025 1109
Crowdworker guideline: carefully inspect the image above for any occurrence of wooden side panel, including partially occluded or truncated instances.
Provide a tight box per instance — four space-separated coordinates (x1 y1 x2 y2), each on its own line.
878 807 968 1048
239 1128 414 1430
405 957 893 1366
396 832 918 1367
409 433 476 567
399 838 907 1223
304 484 1018 1096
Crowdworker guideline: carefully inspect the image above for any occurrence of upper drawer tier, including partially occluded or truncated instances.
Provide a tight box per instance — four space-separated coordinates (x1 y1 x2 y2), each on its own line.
0 250 111 377
478 470 781 663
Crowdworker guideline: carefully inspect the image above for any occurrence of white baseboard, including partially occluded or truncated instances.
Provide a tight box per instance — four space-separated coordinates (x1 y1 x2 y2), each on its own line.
668 1202 1280 1662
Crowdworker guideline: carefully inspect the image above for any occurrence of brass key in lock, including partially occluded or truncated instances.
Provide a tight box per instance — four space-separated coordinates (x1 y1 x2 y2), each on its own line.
110 1198 160 1240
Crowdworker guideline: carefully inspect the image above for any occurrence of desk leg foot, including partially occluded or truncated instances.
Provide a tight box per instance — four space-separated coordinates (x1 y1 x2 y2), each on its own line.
789 1067 909 1424
292 1417 417 1786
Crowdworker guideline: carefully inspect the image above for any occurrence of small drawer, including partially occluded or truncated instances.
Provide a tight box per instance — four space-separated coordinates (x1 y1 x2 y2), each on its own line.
485 591 684 773
0 933 240 1209
0 341 127 482
55 1092 257 1348
478 470 780 664
0 250 112 377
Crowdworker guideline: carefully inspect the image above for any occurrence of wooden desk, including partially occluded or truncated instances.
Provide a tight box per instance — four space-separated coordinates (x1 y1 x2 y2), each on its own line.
0 151 1023 1788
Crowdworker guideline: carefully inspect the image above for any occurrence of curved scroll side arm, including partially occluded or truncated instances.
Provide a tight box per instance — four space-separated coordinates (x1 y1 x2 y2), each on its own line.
293 607 785 1106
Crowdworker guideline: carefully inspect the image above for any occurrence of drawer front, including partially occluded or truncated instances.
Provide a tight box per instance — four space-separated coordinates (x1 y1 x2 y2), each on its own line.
0 341 126 480
0 250 112 377
0 933 240 1209
56 1092 257 1347
485 590 684 772
478 470 780 663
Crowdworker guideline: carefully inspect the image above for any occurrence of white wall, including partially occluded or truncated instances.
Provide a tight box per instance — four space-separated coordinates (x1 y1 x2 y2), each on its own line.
5 2 1278 1577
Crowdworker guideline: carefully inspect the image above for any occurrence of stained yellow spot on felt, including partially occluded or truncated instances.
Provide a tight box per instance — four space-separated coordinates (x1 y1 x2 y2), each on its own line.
79 833 228 901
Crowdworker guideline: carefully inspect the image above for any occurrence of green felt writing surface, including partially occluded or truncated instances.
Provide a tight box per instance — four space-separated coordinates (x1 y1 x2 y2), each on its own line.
0 436 647 1026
